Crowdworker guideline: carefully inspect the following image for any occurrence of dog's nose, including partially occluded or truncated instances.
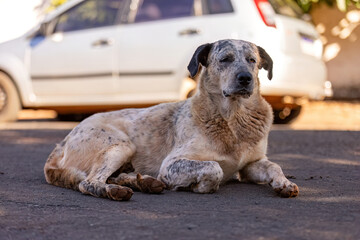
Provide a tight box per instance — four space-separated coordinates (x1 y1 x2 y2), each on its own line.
236 72 252 86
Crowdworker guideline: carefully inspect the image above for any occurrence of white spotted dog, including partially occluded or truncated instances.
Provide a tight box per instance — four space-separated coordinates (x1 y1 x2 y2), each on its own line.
44 39 299 201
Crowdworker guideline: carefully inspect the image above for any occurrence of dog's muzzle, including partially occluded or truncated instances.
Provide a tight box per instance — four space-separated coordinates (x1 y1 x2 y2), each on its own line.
222 88 252 98
222 72 253 98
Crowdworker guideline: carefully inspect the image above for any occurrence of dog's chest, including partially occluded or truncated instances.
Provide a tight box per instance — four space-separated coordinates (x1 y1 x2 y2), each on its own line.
201 115 268 154
194 112 270 179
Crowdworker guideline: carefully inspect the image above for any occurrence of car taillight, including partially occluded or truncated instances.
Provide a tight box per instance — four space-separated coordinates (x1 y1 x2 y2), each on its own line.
254 0 276 28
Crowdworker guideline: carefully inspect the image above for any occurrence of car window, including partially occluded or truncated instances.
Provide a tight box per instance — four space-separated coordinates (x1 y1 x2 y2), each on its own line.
203 0 233 15
268 0 304 19
54 0 126 33
134 0 195 23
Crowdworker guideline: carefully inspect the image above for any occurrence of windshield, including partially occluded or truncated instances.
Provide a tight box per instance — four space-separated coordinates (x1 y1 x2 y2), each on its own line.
268 0 305 19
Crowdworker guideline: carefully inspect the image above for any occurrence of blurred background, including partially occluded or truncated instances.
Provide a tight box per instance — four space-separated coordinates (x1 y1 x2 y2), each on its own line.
0 0 359 129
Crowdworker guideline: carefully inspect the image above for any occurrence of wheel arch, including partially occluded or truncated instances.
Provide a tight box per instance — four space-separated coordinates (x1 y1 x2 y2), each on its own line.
0 69 24 108
0 53 35 108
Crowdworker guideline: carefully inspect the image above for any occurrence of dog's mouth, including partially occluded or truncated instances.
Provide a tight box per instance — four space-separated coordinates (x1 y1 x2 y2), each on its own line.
222 89 252 98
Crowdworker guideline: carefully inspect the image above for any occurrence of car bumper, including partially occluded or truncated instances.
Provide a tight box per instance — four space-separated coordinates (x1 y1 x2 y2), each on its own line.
259 52 331 100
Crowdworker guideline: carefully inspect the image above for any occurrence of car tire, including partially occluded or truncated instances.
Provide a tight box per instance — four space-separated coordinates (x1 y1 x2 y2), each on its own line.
0 72 21 122
57 113 90 122
273 106 302 124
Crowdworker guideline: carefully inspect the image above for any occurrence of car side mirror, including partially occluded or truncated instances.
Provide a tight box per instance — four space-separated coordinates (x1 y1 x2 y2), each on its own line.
28 21 49 47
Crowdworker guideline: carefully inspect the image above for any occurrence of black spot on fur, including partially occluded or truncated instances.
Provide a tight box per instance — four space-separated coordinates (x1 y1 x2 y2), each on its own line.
167 159 213 175
216 40 231 51
242 45 251 52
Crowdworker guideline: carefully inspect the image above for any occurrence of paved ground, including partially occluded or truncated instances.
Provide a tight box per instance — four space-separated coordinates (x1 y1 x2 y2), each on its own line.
0 101 359 240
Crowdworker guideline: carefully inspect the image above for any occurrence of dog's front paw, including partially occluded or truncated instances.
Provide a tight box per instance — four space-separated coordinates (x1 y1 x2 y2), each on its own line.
274 182 299 198
107 185 133 201
137 174 166 194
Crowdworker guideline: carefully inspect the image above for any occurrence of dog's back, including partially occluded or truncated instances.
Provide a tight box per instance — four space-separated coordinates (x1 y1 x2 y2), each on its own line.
44 100 188 190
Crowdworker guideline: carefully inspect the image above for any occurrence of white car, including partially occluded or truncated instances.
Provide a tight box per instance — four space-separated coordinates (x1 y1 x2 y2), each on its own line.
0 0 332 123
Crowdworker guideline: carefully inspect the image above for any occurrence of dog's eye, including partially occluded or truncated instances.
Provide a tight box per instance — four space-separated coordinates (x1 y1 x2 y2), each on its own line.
247 58 256 63
220 56 234 63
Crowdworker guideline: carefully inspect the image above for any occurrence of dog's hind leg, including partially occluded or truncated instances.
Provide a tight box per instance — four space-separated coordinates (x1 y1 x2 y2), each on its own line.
240 157 299 198
45 142 86 191
158 158 224 193
79 143 135 201
108 172 166 194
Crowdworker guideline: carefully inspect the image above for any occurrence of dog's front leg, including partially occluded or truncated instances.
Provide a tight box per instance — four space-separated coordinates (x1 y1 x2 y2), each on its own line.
240 157 299 198
158 158 224 193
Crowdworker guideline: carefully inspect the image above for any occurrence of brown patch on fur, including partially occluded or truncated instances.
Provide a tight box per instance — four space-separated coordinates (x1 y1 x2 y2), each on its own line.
279 184 299 198
108 173 165 194
45 168 84 190
107 185 133 201
136 173 166 193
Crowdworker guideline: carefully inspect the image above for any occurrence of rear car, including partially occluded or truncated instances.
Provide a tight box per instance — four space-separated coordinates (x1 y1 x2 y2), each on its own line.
0 0 332 123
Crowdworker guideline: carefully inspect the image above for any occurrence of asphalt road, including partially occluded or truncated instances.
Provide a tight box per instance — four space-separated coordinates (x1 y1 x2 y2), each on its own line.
0 121 359 240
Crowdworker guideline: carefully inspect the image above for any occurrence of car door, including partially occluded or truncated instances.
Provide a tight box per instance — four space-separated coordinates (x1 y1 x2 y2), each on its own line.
29 0 128 105
115 0 205 103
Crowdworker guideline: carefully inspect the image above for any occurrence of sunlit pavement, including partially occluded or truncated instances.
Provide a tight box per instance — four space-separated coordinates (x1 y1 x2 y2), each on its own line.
0 100 359 130
0 100 359 239
275 100 360 131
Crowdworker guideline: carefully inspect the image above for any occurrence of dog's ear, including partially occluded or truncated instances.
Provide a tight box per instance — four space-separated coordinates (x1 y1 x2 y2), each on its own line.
187 43 213 78
257 46 273 80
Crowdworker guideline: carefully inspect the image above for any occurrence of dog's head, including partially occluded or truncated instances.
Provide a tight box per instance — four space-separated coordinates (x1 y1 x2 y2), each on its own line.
188 39 273 99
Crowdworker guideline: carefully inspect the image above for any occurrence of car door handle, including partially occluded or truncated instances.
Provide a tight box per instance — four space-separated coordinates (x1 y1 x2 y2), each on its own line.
178 28 200 36
92 39 113 47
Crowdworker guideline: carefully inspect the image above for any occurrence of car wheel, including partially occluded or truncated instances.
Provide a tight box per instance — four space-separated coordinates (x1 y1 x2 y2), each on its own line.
0 72 21 122
273 106 302 124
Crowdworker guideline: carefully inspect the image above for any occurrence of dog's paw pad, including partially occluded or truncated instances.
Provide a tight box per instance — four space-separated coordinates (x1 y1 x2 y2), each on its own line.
275 183 299 198
108 185 133 201
137 174 166 194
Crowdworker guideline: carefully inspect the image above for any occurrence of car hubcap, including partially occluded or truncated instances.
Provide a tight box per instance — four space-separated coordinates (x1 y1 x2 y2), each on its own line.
0 84 7 112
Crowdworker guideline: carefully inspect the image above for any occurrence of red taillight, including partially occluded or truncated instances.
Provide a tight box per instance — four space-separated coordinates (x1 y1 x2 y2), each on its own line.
253 0 276 28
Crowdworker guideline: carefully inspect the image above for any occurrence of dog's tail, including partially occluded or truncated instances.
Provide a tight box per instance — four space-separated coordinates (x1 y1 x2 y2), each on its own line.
44 167 86 191
44 144 86 191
